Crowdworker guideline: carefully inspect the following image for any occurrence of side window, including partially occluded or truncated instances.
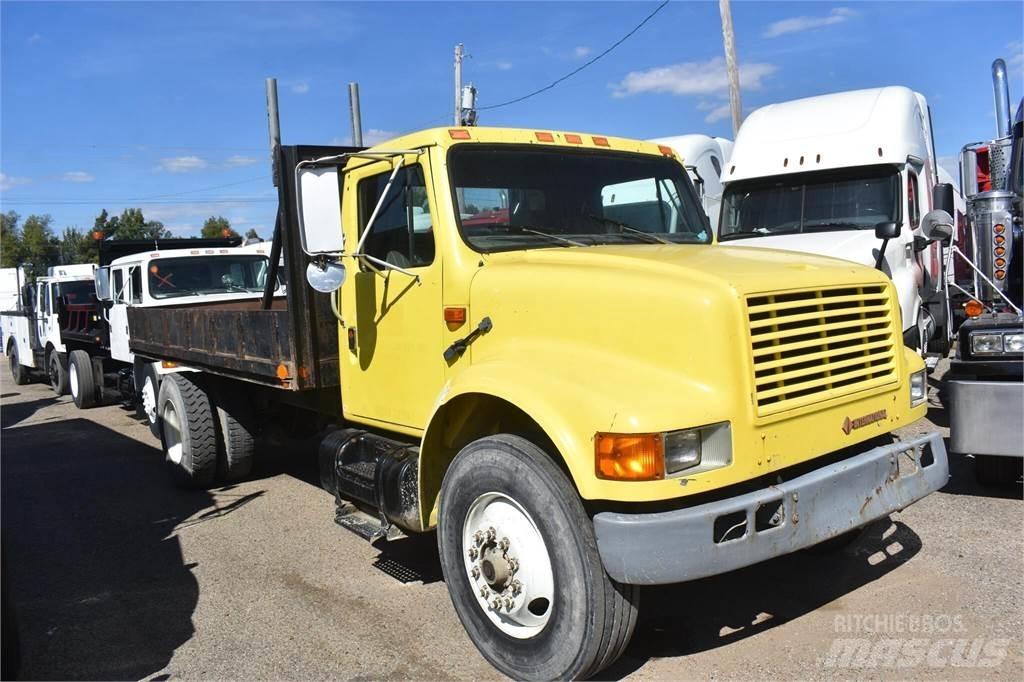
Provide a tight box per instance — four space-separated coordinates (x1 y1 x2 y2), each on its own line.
113 269 125 304
907 172 920 231
130 267 142 304
45 284 52 315
710 155 723 178
357 165 434 269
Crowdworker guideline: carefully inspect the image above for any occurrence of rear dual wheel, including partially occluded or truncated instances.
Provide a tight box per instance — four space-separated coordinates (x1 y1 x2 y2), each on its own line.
438 434 638 681
48 352 68 396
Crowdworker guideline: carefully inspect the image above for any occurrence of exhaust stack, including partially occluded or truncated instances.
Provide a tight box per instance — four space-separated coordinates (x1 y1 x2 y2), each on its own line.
992 58 1012 139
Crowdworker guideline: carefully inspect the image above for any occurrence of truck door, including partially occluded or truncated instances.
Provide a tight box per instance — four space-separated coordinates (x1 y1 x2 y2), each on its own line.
34 282 48 350
338 155 444 431
109 267 133 362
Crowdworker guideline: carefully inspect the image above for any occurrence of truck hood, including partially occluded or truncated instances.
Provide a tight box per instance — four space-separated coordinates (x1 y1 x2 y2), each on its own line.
719 230 880 269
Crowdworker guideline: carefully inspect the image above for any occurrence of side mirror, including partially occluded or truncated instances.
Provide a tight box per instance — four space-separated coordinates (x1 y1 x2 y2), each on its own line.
95 267 112 301
296 167 344 256
874 221 901 239
920 209 954 243
932 183 955 216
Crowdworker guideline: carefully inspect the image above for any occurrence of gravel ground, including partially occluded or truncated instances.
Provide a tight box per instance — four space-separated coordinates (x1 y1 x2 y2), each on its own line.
1 360 1021 681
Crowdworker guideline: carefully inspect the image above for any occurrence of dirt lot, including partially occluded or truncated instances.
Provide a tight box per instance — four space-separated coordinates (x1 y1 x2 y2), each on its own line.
1 365 1021 680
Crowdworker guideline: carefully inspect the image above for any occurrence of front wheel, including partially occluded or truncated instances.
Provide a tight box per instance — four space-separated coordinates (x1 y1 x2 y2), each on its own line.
437 434 638 681
68 350 97 408
48 352 68 395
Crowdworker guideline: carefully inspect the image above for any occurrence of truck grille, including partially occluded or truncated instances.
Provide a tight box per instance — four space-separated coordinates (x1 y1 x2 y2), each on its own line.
746 284 899 417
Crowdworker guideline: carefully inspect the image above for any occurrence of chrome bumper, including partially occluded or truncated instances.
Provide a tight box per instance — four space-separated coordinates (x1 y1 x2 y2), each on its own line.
593 432 948 585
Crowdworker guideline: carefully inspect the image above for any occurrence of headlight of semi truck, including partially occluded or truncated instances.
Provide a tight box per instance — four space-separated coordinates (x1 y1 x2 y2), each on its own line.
1004 333 1024 353
910 369 927 407
595 422 732 481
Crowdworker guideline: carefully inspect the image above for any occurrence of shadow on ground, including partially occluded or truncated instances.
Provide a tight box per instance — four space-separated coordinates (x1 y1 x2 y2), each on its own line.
1 417 211 680
601 519 923 679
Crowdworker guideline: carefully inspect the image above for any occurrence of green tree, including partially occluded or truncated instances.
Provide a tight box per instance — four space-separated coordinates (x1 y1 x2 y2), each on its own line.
202 215 238 238
1 211 24 268
60 227 98 265
19 214 60 277
106 208 170 240
244 228 260 240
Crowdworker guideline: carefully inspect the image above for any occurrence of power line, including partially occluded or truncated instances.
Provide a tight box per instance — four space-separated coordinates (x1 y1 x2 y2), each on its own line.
133 176 267 200
477 0 670 111
0 197 275 206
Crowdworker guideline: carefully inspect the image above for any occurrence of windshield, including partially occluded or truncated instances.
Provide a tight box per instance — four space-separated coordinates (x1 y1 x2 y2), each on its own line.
148 256 277 299
449 145 710 252
719 166 901 241
56 280 96 304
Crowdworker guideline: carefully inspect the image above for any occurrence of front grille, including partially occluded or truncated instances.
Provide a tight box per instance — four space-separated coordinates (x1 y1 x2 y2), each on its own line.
746 284 899 417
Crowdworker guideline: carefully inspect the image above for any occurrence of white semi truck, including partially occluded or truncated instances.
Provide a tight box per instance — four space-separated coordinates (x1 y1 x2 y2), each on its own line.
718 86 956 354
2 264 97 392
650 134 732 228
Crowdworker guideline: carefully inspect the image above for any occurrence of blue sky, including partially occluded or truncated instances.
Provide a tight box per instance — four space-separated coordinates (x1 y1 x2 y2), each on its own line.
2 1 1022 238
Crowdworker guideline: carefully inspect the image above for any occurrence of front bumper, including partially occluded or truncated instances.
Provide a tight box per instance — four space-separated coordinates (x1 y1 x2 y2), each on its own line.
947 379 1023 457
593 432 948 585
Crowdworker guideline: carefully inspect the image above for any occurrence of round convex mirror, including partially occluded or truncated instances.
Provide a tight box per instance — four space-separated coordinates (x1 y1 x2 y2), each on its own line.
306 261 347 293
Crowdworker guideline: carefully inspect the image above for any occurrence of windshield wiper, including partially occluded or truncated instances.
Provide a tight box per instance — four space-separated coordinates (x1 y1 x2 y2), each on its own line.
496 224 588 247
719 227 799 241
585 213 671 244
802 221 864 231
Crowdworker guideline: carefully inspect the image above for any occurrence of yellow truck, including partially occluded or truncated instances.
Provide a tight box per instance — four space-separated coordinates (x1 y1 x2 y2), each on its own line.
128 124 948 680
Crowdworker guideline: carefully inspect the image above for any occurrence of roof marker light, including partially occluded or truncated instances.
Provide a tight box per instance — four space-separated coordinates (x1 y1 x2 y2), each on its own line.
592 136 610 147
535 131 555 142
448 129 471 140
564 134 582 144
658 145 674 156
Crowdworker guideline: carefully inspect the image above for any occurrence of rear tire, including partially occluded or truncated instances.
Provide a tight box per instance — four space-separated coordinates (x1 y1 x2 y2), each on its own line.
437 434 638 681
215 393 255 482
48 352 68 395
975 455 1023 487
135 362 161 439
157 374 217 489
68 350 97 408
8 344 29 386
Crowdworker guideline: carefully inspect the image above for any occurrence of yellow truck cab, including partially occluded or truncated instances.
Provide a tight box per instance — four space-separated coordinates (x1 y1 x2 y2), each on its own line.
133 125 948 680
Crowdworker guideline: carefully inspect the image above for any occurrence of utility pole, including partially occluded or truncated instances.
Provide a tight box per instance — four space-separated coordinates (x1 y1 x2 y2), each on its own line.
348 82 363 147
718 0 743 136
454 43 464 125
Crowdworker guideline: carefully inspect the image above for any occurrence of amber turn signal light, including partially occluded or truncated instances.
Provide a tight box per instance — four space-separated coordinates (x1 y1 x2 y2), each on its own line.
595 433 664 481
964 299 984 317
448 129 471 140
444 306 467 324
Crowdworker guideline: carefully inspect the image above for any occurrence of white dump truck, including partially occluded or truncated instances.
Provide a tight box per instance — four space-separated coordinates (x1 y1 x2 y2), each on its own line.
2 264 97 391
719 86 956 354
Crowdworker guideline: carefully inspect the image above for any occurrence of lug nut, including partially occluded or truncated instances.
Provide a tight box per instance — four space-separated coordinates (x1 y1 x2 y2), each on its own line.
498 537 510 552
491 598 503 610
486 527 496 542
510 579 522 595
507 558 519 573
480 586 490 598
468 547 478 560
503 596 514 610
471 566 480 580
473 530 484 546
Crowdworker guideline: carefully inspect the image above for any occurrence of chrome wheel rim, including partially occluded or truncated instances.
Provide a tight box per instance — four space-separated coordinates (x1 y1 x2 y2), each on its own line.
162 401 184 465
69 363 79 399
142 375 157 424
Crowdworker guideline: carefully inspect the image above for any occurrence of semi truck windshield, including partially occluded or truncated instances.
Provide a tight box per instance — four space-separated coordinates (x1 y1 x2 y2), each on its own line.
449 145 710 252
719 166 900 240
148 256 277 299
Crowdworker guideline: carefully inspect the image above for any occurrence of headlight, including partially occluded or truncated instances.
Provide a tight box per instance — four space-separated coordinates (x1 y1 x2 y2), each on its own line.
595 422 731 481
910 369 927 407
1003 333 1024 353
970 332 1003 354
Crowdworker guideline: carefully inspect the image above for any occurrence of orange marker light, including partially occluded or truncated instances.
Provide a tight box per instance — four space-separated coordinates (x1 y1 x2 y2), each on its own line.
995 234 1006 245
564 134 582 144
658 145 674 157
964 299 984 317
995 269 1006 280
995 246 1006 257
595 433 664 481
443 307 467 324
149 265 159 273
994 223 1005 234
448 129 472 140
535 131 555 142
592 136 610 147
275 363 290 380
995 258 1006 268
161 360 178 369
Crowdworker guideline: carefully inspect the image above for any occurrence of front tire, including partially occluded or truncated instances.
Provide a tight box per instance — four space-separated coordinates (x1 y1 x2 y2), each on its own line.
48 352 68 395
68 350 97 408
437 434 638 681
157 374 217 489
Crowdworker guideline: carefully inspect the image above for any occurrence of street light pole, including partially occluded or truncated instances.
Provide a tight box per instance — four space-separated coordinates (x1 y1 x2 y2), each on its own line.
718 0 743 136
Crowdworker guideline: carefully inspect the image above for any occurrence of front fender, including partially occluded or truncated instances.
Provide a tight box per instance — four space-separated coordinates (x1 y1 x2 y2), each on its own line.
419 342 735 525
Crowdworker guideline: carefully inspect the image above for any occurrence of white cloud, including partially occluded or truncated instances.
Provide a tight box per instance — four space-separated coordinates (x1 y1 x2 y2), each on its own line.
1007 41 1024 72
225 155 258 167
62 171 95 183
496 60 513 71
762 7 856 39
0 173 31 192
156 156 208 173
27 33 42 45
611 57 777 98
291 81 310 94
704 103 733 124
573 46 592 59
